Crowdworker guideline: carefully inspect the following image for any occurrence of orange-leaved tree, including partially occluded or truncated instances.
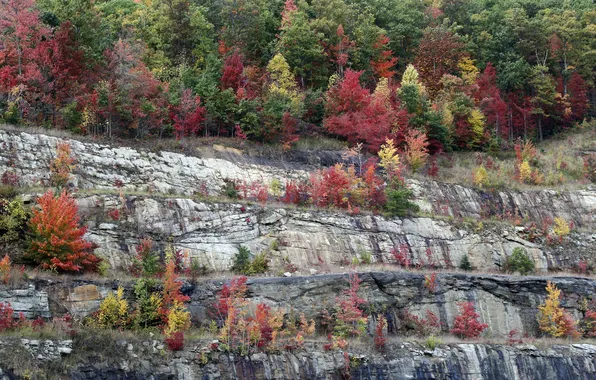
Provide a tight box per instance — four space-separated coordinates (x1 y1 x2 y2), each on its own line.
27 190 100 272
537 281 579 338
49 142 76 187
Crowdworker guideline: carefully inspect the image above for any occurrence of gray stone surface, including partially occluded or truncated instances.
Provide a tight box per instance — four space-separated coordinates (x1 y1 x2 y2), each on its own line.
1 338 596 379
0 130 305 196
0 285 50 318
76 194 595 273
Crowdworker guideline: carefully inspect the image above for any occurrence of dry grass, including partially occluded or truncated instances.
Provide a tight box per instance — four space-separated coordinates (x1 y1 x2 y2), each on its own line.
418 122 596 191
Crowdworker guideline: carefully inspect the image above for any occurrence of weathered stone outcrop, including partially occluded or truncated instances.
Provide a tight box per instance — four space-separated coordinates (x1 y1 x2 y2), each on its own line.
412 180 596 230
0 130 305 196
0 286 50 318
188 272 596 338
1 337 596 380
2 130 595 272
4 273 594 339
72 194 596 273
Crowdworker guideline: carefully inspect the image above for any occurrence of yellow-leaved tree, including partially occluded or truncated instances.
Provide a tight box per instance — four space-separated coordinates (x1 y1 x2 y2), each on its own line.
266 53 303 115
537 281 579 338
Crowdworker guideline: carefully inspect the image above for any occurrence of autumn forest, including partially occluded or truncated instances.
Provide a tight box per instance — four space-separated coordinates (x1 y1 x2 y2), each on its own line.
0 0 594 154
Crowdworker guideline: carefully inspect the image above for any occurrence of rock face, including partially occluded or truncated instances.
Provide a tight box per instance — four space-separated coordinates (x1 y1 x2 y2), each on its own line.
75 194 596 273
1 338 596 380
4 273 594 339
0 286 50 318
0 130 305 196
188 272 595 339
2 130 595 272
412 180 596 230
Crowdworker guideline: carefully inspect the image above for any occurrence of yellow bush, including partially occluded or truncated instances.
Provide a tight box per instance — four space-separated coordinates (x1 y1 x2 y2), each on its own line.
164 300 191 337
537 281 579 338
96 287 128 329
519 160 532 183
472 166 489 188
553 217 570 237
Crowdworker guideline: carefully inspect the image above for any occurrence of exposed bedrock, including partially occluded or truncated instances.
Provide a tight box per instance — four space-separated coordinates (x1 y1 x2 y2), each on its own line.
4 272 594 339
1 339 596 380
72 194 592 273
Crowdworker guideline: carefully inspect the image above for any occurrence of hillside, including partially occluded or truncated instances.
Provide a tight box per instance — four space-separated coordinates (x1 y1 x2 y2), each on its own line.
0 128 596 379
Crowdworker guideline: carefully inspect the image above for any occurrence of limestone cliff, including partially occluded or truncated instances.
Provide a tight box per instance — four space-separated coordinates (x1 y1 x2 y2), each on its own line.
2 130 595 273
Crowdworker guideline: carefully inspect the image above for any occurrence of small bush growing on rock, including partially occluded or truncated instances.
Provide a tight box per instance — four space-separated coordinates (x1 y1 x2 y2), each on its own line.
451 302 488 339
49 142 75 188
0 302 15 331
459 255 472 271
537 281 580 338
374 315 387 352
95 287 129 329
329 273 368 345
165 331 185 351
0 197 29 246
0 255 11 285
384 178 419 217
131 238 161 277
132 278 163 329
504 247 535 275
552 217 571 238
27 190 100 273
402 309 441 336
1 170 19 187
231 246 269 275
425 335 442 350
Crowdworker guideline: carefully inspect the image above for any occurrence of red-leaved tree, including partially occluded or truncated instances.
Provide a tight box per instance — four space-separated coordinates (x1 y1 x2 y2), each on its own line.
370 35 398 79
450 301 488 339
172 89 206 139
221 50 245 92
324 70 394 151
27 190 100 272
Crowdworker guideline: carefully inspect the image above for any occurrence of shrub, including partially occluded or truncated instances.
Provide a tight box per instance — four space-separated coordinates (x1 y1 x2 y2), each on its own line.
0 255 11 285
49 142 76 188
402 309 441 336
223 179 239 199
553 217 571 237
0 302 15 331
27 190 100 272
162 259 190 312
164 331 185 351
384 179 419 217
537 281 579 338
359 251 372 265
231 246 251 274
374 315 387 352
424 272 438 292
425 335 442 350
332 273 368 340
459 255 472 271
391 244 411 268
131 238 161 277
404 129 429 173
472 166 489 188
95 287 129 329
504 247 535 275
133 278 163 329
451 302 488 339
231 246 269 275
1 170 19 187
0 197 29 245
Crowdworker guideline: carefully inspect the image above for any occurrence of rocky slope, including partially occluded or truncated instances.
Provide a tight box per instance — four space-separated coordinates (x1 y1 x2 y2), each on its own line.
2 130 595 273
2 129 596 379
1 337 595 380
4 272 595 338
